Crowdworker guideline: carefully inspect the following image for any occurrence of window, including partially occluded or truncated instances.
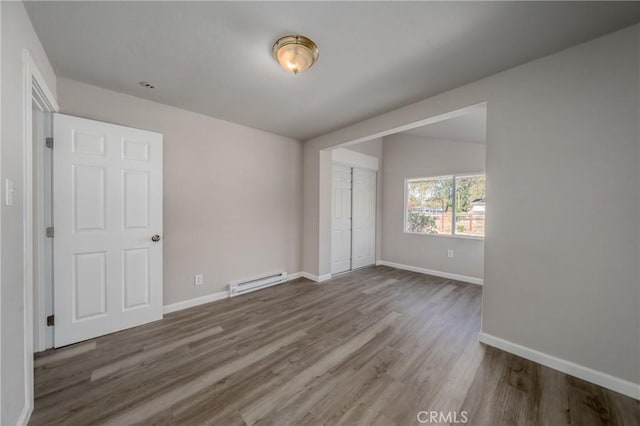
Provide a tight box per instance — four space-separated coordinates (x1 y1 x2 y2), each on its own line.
405 174 486 238
406 176 453 235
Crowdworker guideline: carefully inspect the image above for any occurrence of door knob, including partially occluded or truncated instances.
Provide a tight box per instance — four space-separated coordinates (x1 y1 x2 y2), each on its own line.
151 235 161 242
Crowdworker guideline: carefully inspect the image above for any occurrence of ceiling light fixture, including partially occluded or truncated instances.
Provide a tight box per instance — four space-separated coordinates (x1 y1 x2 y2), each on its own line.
272 35 319 74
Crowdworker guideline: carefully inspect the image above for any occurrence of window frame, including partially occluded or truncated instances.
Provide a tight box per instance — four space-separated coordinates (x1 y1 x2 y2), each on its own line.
403 172 485 240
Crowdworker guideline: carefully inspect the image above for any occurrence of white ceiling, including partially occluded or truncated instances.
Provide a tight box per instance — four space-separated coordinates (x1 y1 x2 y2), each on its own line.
403 107 487 144
25 2 640 140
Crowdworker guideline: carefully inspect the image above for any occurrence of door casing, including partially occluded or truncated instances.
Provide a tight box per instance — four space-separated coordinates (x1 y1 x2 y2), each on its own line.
23 48 59 422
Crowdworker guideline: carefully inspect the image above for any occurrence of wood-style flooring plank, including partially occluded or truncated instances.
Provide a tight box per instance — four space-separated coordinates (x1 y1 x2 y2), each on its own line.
30 266 639 426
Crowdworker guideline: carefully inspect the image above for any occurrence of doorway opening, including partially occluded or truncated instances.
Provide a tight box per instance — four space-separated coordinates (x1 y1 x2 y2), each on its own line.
323 102 487 284
31 91 54 352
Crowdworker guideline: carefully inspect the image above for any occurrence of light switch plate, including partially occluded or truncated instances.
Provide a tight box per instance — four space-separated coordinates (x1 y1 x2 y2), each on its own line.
5 179 15 206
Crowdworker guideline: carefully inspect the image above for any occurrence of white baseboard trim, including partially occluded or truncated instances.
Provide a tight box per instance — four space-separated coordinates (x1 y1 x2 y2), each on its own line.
300 272 332 282
16 402 32 426
301 272 317 281
318 273 331 282
479 332 640 400
288 272 303 281
377 260 483 285
163 272 305 314
163 291 228 314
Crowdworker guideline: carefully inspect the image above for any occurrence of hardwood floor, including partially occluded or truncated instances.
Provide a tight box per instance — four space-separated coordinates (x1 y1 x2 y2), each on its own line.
31 266 639 425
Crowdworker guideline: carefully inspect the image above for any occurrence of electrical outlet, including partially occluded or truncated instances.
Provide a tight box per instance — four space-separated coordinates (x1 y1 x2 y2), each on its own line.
194 273 204 286
447 249 454 258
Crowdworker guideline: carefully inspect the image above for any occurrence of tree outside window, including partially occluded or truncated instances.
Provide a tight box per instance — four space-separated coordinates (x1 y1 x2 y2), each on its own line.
406 174 485 238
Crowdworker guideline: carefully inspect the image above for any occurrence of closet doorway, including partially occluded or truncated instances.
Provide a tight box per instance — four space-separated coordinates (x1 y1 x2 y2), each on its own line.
330 149 377 275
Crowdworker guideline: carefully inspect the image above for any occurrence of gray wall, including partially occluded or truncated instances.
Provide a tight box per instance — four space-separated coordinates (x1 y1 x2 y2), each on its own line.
1 2 58 424
381 134 485 280
57 78 303 306
303 25 639 386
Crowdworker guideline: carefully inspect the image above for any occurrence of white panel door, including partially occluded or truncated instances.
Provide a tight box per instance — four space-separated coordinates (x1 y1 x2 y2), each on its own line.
331 165 352 275
53 114 163 347
351 168 376 270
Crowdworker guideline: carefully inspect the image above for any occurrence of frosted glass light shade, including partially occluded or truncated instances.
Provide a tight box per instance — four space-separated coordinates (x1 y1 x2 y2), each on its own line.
272 35 319 74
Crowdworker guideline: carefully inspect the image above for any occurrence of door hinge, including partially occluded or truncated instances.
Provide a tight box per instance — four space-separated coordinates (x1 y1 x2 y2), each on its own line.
46 315 55 326
45 137 54 149
46 227 54 238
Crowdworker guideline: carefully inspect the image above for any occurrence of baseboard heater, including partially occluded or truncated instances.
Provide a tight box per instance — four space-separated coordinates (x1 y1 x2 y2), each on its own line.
228 271 288 297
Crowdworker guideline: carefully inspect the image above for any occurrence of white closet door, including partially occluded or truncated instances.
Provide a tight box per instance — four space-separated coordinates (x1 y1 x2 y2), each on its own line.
331 165 352 274
351 168 376 270
53 114 163 347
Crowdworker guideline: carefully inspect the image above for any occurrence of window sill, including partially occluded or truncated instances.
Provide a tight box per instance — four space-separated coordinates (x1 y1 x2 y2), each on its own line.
403 231 484 241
